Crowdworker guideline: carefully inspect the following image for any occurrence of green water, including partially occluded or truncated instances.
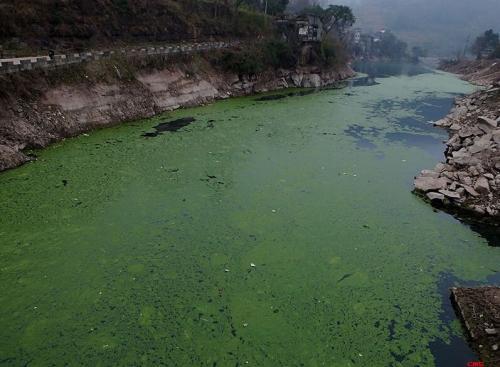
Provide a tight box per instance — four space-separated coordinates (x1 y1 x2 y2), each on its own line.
1 68 499 366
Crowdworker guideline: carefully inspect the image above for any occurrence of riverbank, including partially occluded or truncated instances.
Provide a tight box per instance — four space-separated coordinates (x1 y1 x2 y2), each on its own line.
0 53 354 172
414 60 500 223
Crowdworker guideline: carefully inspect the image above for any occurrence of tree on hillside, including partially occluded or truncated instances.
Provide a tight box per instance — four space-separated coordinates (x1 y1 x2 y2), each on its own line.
471 29 500 59
300 5 356 38
377 31 407 60
233 0 289 14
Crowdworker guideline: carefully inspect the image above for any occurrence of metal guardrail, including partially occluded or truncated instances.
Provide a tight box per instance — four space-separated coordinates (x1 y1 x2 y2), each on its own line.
0 41 238 75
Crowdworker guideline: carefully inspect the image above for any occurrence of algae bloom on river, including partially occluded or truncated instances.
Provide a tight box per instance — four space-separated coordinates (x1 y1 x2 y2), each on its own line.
1 64 499 366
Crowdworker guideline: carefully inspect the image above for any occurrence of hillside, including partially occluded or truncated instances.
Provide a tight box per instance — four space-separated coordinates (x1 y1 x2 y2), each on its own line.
0 0 269 53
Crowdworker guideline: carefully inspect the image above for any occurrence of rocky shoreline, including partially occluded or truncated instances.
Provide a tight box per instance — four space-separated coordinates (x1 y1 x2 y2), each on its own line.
413 77 500 224
0 61 354 172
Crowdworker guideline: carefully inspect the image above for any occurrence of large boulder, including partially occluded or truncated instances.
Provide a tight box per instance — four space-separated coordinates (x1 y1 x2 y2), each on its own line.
301 74 322 88
414 176 448 192
478 116 498 128
474 176 491 194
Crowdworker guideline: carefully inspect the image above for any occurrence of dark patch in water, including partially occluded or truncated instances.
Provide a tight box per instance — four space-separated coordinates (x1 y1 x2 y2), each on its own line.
142 117 196 137
441 211 500 247
370 96 457 135
388 319 396 340
466 222 500 247
384 132 444 160
254 90 316 102
344 124 383 150
429 335 478 367
430 271 500 366
337 273 353 283
255 94 287 102
348 76 380 88
353 61 432 79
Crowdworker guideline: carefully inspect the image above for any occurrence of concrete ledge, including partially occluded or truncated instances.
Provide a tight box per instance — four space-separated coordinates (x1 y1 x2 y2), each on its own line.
451 287 500 366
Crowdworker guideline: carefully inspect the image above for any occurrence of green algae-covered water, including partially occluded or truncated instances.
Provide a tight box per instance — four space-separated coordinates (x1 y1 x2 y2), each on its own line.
1 64 499 366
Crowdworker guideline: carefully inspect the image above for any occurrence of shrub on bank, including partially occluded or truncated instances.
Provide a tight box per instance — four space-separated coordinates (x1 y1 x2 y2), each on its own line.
215 39 297 76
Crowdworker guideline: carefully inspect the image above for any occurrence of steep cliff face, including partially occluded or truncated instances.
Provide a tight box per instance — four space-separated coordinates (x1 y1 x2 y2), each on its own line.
0 59 355 171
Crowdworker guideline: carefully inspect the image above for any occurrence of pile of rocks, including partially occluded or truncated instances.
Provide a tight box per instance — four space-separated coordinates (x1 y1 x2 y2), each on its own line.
414 82 500 220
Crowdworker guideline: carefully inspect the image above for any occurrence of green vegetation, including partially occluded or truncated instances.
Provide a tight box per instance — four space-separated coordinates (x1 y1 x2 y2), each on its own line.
376 31 408 61
214 39 296 75
0 0 272 53
233 0 289 15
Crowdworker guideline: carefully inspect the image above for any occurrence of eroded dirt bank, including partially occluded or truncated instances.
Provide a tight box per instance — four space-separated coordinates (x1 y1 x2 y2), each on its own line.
0 57 354 172
414 60 500 223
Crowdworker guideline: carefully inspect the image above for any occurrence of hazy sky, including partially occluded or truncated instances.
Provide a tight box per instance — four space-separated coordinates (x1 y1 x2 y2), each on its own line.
320 0 500 56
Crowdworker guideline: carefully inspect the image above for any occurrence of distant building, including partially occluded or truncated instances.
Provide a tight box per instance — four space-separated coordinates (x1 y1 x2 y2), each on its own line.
275 14 323 45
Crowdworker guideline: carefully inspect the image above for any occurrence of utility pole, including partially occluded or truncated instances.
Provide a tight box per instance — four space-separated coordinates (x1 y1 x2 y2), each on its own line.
264 0 268 15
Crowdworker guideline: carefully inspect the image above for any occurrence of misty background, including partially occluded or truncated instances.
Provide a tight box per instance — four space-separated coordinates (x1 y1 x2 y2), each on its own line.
289 0 500 57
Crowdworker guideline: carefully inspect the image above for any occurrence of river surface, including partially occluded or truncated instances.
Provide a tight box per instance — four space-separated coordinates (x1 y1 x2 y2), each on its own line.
1 63 500 366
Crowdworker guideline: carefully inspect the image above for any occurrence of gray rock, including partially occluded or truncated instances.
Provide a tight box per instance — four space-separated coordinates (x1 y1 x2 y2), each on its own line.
492 130 500 144
458 128 475 138
442 171 457 180
446 135 461 148
434 118 451 127
473 205 486 214
468 134 492 154
439 189 462 200
478 116 498 128
469 166 480 176
462 184 480 197
474 176 490 194
414 176 448 192
486 207 498 216
426 192 445 202
420 169 440 178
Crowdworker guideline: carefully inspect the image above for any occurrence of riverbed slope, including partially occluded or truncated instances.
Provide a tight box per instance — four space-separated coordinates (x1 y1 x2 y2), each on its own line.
0 55 354 172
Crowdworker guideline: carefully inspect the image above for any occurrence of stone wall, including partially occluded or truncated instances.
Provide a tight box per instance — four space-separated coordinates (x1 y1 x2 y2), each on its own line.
0 42 236 75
